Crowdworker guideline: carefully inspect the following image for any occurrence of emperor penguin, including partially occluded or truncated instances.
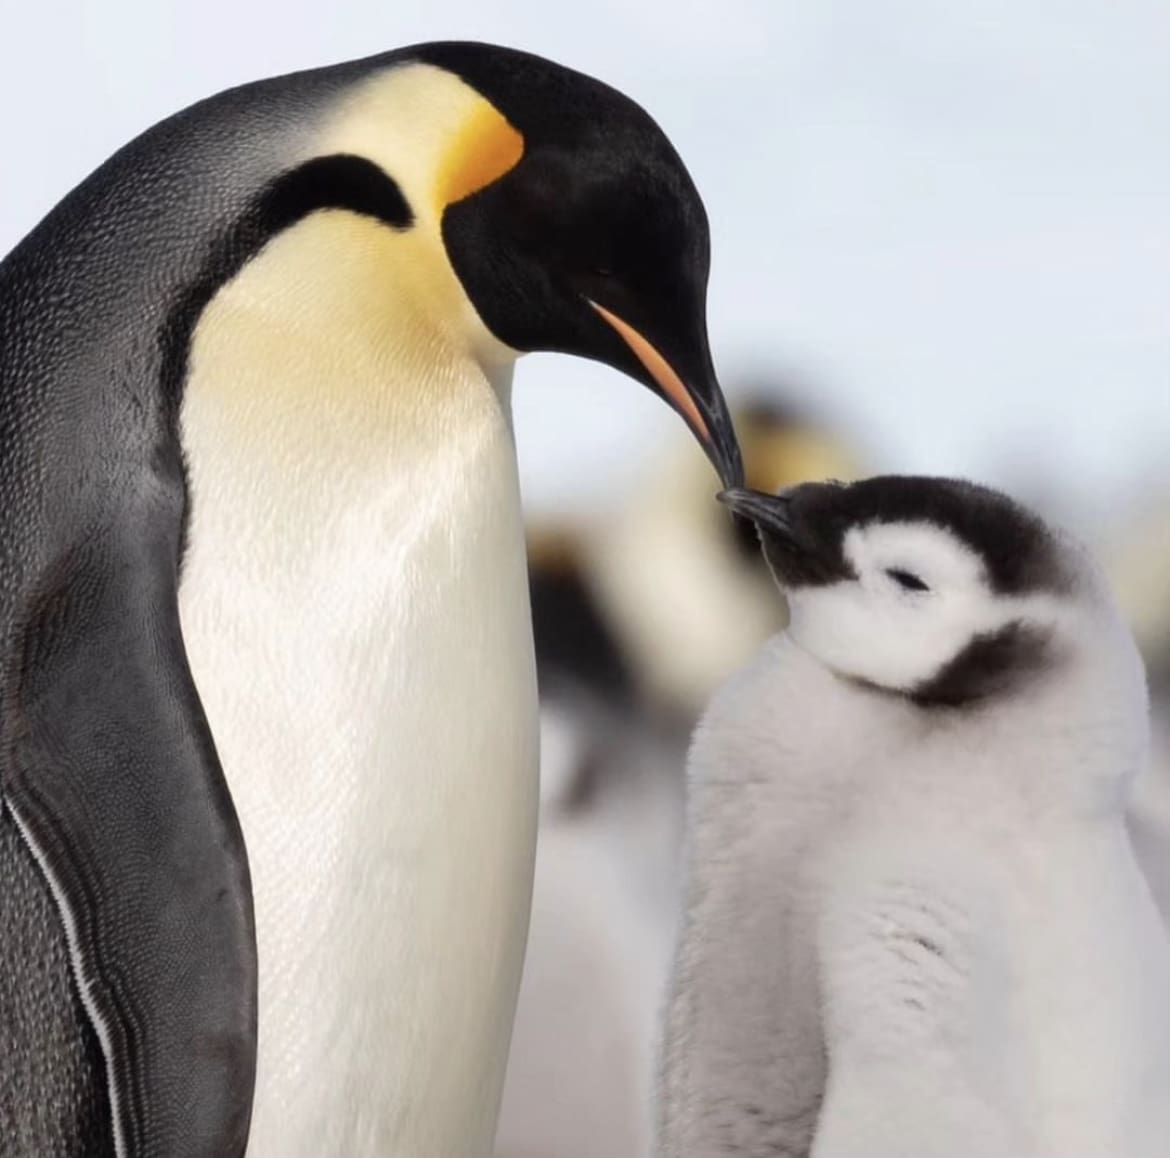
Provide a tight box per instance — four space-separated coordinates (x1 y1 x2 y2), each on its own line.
582 395 862 723
660 477 1170 1158
496 398 859 1158
0 42 742 1158
1108 500 1170 925
523 393 862 798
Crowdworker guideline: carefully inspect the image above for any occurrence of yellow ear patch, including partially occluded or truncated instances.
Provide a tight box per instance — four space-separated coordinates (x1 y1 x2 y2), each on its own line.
437 99 525 209
743 428 861 494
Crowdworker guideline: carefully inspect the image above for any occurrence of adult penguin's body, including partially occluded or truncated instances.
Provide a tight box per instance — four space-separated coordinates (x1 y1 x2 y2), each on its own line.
0 44 741 1157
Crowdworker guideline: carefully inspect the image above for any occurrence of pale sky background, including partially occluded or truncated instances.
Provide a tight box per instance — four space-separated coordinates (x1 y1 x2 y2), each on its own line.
1 0 1167 530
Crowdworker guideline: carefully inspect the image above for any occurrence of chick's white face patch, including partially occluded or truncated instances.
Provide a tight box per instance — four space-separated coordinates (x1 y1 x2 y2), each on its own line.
785 521 1037 693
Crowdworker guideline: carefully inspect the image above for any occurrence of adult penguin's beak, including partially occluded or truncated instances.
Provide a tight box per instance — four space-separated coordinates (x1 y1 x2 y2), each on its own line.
590 301 743 489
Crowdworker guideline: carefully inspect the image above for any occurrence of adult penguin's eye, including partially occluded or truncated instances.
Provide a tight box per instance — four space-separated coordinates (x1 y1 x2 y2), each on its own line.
887 568 930 592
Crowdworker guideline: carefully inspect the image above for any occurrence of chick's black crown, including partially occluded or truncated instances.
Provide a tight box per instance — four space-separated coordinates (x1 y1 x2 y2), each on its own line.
751 477 1072 595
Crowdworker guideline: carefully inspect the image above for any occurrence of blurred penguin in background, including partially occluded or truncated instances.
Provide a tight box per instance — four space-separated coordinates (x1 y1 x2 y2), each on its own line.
1108 496 1170 925
495 389 863 1158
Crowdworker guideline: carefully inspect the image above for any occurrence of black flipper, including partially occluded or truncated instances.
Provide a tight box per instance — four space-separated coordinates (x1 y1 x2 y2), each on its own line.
2 517 257 1157
0 820 114 1157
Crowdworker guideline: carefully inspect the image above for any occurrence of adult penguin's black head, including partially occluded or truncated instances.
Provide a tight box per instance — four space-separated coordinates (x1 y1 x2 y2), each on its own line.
1 41 741 493
416 42 742 487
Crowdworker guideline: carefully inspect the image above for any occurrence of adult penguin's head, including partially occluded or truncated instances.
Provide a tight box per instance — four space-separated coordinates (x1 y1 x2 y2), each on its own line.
415 42 742 486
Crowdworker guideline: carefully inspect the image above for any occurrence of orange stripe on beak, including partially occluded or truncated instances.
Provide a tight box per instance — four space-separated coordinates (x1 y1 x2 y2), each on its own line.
589 301 711 442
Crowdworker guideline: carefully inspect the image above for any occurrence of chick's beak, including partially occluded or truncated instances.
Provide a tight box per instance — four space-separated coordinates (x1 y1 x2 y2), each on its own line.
717 487 794 536
589 301 743 488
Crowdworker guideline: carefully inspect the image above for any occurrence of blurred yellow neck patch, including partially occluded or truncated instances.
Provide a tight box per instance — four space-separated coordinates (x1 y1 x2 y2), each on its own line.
437 100 524 208
744 428 860 493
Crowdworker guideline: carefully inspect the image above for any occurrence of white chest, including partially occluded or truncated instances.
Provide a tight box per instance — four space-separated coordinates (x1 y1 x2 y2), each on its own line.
175 262 539 1153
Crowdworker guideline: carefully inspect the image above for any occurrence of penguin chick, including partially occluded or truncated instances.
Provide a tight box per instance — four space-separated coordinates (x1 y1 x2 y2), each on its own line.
660 477 1170 1158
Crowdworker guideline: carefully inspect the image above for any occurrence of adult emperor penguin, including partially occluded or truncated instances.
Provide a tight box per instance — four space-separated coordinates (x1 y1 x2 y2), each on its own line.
495 398 861 1158
660 478 1170 1157
0 42 742 1158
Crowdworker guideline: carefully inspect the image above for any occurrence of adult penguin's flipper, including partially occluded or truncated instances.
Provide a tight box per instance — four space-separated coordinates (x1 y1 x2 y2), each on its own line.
2 524 257 1157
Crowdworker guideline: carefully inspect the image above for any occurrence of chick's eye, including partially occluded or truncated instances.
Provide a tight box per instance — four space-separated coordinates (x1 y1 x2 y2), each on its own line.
886 568 930 592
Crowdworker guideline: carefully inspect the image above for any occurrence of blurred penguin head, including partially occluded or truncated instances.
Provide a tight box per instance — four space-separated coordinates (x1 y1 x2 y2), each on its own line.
585 394 863 721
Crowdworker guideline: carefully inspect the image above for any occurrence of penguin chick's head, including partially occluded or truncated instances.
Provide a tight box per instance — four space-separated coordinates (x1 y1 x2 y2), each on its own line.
415 42 741 485
720 477 1132 710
